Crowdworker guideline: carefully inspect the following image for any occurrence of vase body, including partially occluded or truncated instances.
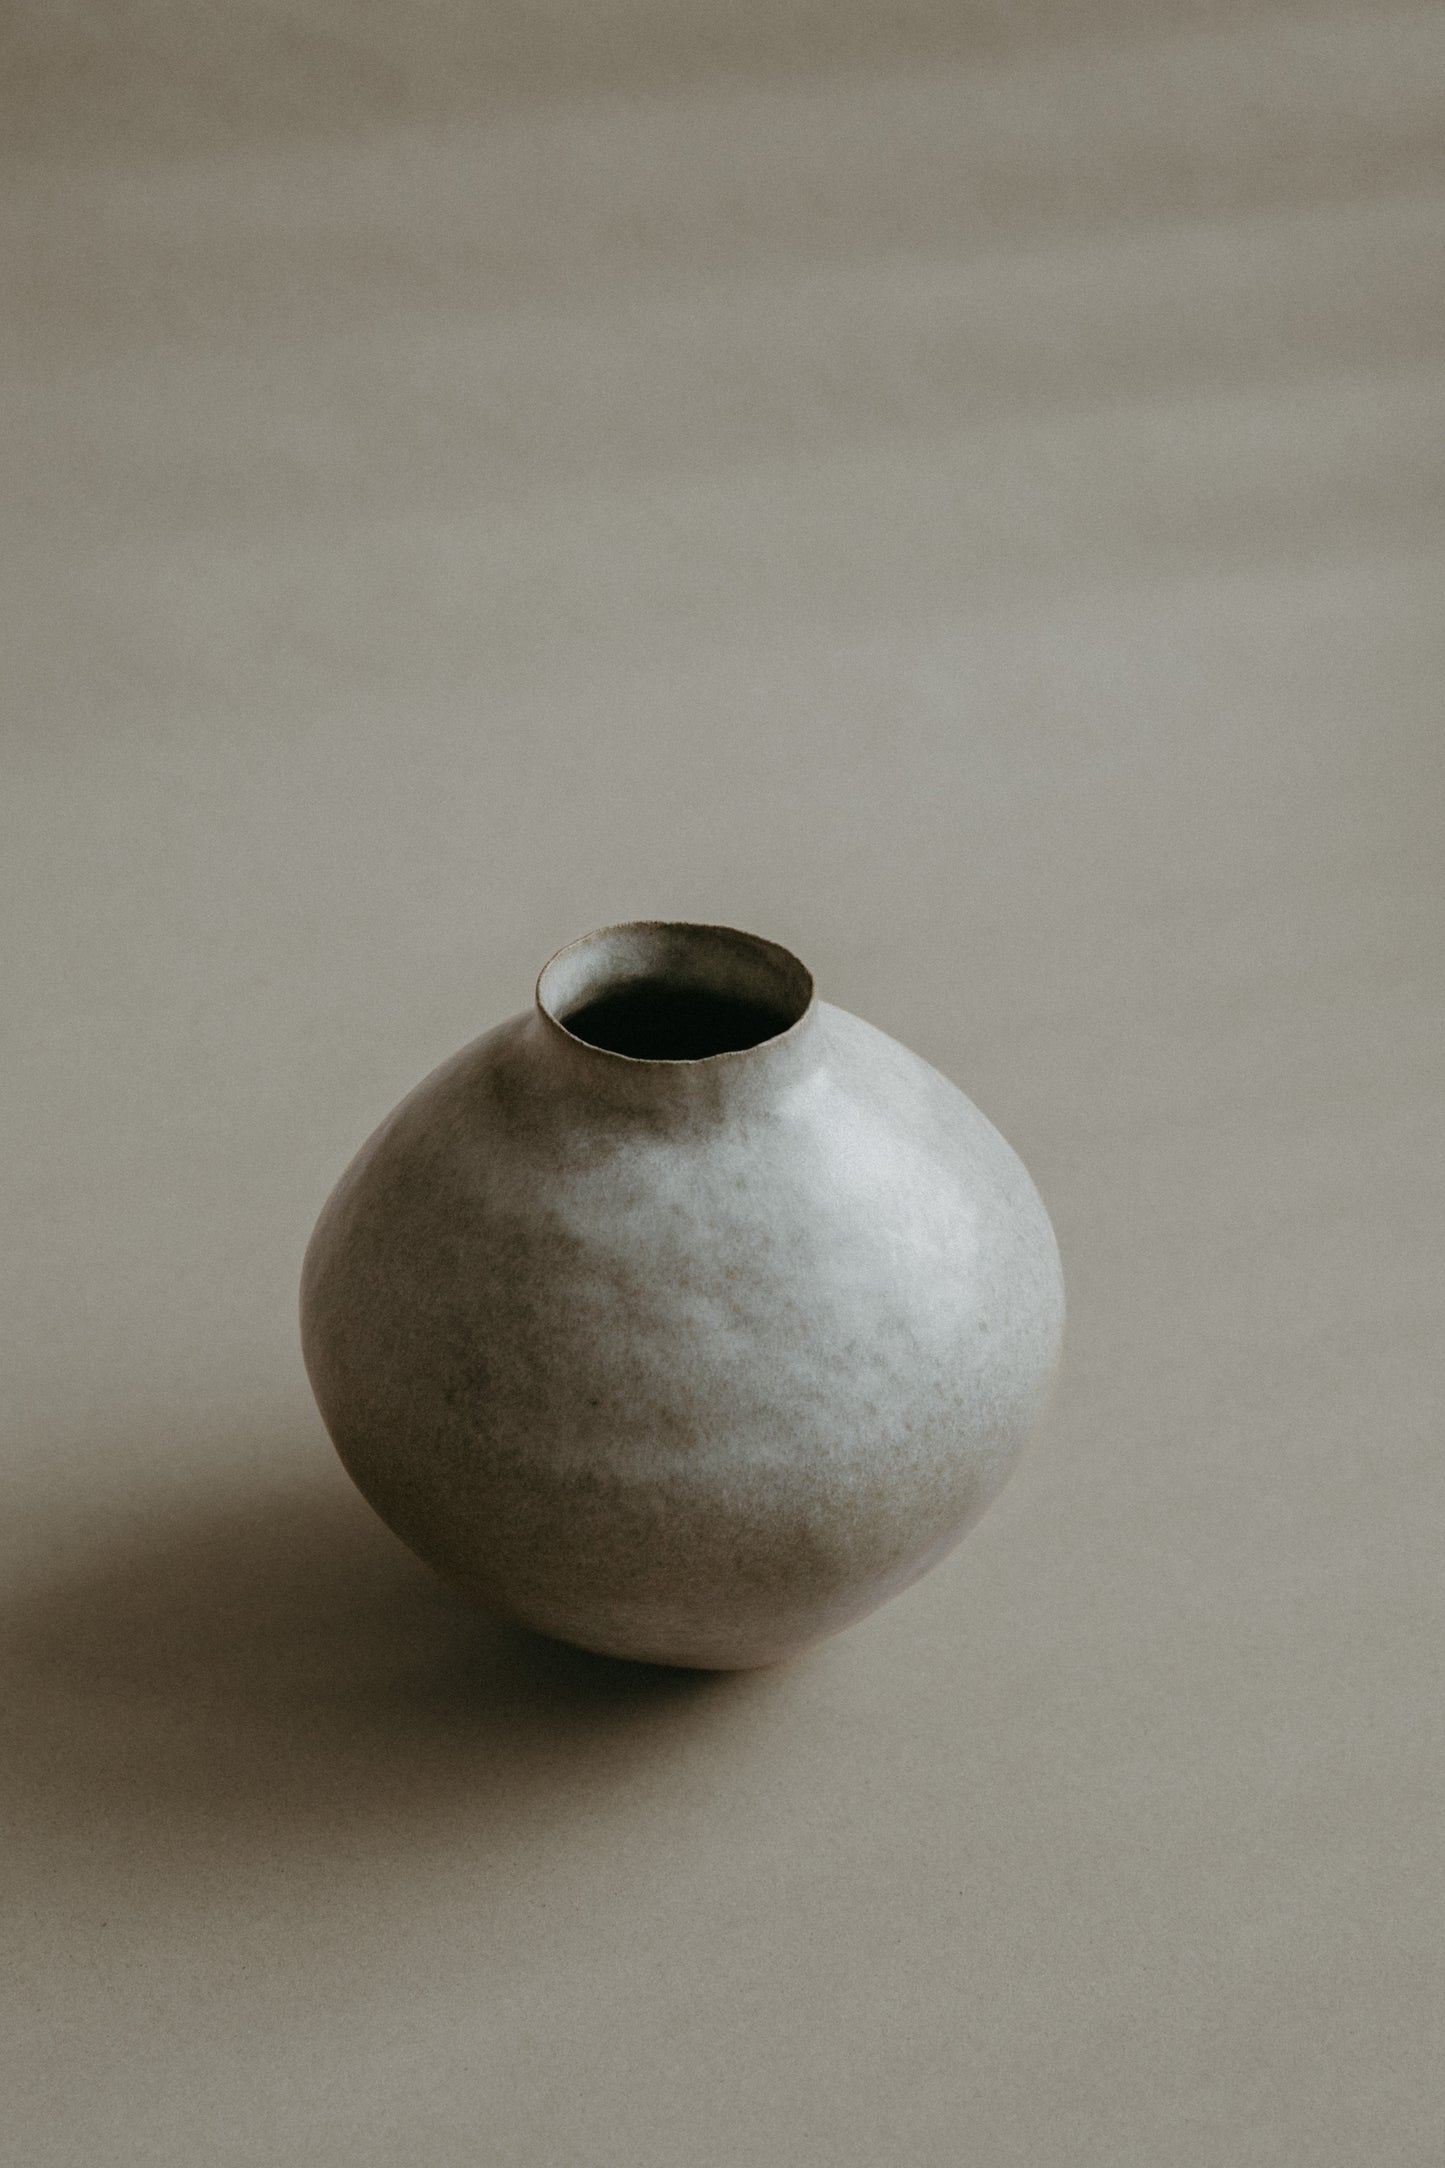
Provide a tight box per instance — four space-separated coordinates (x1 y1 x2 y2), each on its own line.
301 923 1063 1668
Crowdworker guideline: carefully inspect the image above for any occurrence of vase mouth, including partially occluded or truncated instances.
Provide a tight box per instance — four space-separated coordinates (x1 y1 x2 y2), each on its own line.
536 921 816 1065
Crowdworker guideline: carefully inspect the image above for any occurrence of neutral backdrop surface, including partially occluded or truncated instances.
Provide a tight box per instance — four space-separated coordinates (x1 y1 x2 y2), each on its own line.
3 5 1443 2163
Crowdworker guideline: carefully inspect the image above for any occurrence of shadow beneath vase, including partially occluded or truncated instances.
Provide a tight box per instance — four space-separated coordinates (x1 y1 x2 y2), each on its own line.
2 1447 766 1877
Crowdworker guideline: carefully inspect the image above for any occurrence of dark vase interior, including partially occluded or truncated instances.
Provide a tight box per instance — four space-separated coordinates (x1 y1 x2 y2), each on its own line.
563 982 794 1061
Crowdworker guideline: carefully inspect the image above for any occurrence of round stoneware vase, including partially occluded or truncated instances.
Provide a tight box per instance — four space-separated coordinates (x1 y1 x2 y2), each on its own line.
301 923 1064 1668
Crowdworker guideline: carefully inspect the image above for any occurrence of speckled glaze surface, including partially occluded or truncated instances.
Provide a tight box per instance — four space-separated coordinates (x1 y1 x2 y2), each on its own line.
301 924 1064 1668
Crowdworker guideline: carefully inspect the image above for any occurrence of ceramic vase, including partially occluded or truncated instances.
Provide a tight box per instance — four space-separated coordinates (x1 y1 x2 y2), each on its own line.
301 922 1064 1668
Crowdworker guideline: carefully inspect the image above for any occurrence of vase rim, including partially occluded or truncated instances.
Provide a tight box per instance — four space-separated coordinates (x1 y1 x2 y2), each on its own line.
535 919 817 1067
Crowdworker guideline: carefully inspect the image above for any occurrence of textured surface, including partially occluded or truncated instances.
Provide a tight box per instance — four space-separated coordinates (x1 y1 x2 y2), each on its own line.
301 961 1064 1667
3 2 1444 2162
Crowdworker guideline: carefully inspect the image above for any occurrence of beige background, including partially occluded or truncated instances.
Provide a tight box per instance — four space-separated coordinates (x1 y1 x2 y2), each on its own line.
3 4 1443 2161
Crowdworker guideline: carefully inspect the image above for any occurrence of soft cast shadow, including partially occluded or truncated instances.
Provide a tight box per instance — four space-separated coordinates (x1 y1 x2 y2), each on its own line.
3 1459 766 1871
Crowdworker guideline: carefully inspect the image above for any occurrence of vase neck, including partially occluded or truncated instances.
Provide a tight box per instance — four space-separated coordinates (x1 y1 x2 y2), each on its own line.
532 921 821 1120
